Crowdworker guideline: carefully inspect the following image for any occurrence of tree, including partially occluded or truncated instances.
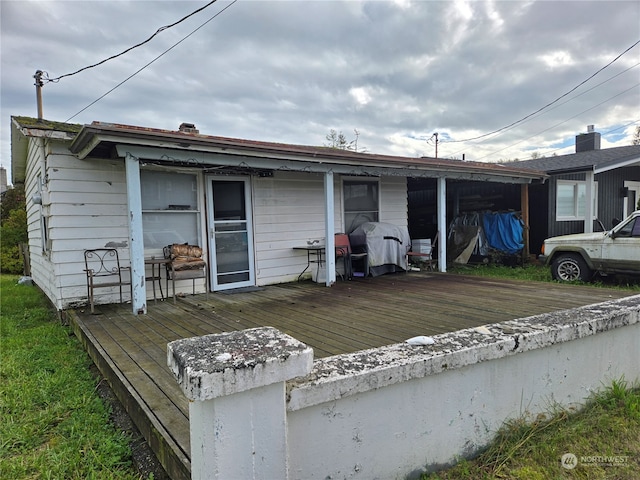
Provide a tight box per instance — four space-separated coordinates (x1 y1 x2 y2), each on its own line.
632 125 640 145
324 129 366 152
0 186 28 274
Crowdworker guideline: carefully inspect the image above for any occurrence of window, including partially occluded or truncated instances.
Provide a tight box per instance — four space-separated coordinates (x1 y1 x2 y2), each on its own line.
616 218 640 238
343 179 379 233
37 174 50 253
141 170 200 249
556 180 598 221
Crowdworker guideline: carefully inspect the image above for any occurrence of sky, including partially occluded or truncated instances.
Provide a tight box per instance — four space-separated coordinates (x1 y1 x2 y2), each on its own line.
2 0 639 183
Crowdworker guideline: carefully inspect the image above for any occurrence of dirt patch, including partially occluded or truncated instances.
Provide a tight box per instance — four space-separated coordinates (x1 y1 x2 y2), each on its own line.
92 366 170 480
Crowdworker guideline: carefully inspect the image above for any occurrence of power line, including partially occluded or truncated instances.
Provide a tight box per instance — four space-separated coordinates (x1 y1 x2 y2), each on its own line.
472 83 640 161
442 62 640 159
447 38 640 144
46 1 219 83
65 0 238 122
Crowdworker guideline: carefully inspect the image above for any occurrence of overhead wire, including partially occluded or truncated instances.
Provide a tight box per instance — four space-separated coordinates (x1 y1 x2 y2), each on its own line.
472 83 640 161
445 38 640 144
442 62 640 159
65 0 239 122
45 0 219 83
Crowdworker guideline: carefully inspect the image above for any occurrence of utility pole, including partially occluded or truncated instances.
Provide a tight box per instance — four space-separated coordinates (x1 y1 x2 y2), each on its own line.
34 70 44 121
431 132 439 158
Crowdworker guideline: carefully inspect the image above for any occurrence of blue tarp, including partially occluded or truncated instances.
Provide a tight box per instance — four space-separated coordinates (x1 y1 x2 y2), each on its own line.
482 212 523 255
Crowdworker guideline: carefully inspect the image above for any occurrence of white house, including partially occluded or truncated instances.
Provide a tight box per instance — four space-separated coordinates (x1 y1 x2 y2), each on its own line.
11 116 546 314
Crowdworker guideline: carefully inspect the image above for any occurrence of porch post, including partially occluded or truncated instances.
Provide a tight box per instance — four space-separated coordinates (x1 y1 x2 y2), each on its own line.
167 327 314 480
437 176 447 272
324 171 336 285
584 169 594 233
520 184 530 260
125 152 147 315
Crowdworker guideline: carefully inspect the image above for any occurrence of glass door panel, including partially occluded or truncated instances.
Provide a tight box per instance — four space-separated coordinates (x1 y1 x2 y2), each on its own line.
208 178 255 290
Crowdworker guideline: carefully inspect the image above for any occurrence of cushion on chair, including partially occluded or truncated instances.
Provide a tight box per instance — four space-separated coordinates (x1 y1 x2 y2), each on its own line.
169 244 206 271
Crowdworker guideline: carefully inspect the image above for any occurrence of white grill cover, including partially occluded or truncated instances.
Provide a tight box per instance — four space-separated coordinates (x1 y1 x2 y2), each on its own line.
349 222 411 274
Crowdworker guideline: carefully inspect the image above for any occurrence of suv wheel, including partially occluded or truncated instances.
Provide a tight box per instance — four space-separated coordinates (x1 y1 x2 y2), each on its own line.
551 254 591 282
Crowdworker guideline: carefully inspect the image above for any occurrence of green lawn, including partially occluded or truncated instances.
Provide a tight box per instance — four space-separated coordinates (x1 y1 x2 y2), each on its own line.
0 275 144 479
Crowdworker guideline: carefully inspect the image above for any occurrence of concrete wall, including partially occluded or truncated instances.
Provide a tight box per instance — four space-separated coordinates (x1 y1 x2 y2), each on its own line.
169 295 640 480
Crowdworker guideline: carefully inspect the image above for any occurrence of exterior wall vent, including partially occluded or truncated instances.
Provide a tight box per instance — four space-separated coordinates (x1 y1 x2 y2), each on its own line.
179 123 199 134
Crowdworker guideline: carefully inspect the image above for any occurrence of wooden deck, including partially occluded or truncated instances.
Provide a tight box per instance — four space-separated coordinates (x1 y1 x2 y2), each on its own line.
68 273 635 480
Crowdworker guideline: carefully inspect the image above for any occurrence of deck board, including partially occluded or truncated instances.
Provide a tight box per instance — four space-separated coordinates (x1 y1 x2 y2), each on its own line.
68 273 636 479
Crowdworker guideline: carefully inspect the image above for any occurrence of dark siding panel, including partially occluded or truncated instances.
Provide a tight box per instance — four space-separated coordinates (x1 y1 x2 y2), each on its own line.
596 167 640 228
547 167 640 238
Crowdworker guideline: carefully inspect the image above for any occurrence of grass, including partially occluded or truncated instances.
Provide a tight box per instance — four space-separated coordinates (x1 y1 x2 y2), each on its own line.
0 275 144 479
422 379 640 479
448 262 640 291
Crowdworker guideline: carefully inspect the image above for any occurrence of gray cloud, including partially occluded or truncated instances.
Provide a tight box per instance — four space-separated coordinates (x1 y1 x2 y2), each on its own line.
2 0 639 180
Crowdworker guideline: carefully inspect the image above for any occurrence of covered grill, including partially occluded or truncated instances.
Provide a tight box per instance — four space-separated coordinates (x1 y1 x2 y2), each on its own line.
349 222 411 276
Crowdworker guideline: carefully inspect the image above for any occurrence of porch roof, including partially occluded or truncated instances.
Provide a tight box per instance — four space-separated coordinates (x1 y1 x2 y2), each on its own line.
66 120 547 184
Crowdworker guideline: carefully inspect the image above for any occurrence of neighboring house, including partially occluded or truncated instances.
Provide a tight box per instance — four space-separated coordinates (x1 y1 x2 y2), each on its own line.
11 116 545 314
510 128 640 255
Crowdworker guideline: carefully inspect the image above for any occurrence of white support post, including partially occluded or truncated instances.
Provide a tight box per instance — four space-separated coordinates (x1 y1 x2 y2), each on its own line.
584 169 594 233
437 177 447 272
168 327 314 480
125 152 147 315
324 171 336 285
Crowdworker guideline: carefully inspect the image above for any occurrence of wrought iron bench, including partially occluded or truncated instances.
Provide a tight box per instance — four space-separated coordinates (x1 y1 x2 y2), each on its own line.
84 248 132 314
163 244 209 303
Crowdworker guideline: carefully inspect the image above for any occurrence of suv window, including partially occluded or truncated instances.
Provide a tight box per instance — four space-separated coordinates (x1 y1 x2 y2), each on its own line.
616 218 640 237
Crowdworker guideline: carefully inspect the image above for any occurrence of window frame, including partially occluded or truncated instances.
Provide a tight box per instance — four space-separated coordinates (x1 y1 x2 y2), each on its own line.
555 179 598 222
342 177 380 233
140 168 203 251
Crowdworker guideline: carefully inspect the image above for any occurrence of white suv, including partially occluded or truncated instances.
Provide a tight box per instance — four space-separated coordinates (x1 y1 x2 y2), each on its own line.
540 210 640 282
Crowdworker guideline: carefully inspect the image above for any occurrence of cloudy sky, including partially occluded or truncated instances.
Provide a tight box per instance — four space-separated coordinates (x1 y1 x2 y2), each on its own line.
2 0 639 182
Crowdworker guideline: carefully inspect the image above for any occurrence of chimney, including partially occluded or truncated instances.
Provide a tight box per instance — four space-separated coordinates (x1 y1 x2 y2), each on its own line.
178 123 199 134
575 125 601 152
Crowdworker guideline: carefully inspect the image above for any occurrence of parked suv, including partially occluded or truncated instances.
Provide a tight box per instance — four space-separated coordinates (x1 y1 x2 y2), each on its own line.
540 210 640 282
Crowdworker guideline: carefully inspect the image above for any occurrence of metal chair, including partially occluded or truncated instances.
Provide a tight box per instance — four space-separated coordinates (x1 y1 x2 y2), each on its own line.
84 248 131 314
406 235 438 272
335 233 368 279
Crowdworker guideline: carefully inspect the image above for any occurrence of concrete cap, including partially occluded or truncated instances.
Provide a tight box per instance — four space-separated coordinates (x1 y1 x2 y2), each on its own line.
168 327 314 401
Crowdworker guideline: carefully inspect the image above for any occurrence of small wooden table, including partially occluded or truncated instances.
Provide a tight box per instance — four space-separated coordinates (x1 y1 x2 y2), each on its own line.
145 257 170 301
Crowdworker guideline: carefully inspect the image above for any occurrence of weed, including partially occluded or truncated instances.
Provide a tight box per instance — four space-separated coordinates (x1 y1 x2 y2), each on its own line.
421 380 640 479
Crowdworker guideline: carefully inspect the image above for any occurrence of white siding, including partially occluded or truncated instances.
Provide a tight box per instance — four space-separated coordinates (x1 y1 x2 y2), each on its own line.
24 137 58 306
251 172 408 285
252 172 328 285
379 176 408 227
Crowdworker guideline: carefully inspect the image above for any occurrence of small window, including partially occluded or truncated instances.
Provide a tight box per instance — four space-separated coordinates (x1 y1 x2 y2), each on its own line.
556 180 597 221
141 170 200 248
36 174 50 254
343 179 379 233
